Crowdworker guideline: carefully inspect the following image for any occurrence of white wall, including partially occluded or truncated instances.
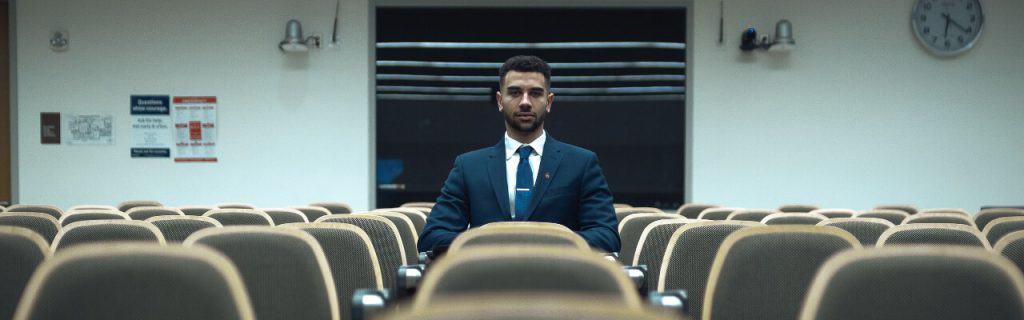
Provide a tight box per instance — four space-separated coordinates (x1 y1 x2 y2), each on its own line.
690 0 1024 210
13 0 1023 211
14 0 374 210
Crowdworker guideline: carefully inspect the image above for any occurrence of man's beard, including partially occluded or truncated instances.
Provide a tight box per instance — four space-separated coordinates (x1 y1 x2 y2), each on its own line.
505 110 546 133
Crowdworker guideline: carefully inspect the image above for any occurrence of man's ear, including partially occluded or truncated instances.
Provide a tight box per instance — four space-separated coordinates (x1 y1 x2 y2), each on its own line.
546 92 554 113
496 91 504 111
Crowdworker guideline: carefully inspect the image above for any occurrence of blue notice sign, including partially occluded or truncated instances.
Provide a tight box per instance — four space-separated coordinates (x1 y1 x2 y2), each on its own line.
131 95 171 158
131 95 170 115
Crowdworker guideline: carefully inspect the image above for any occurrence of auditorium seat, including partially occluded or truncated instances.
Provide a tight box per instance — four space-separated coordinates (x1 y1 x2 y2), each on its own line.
816 218 895 246
873 204 918 215
68 205 119 212
203 209 274 226
116 200 163 212
985 217 1024 246
726 209 778 222
479 221 571 231
126 207 184 220
0 212 61 244
778 204 819 213
976 208 1024 231
310 202 353 214
919 208 970 216
613 203 633 209
617 213 677 264
702 226 860 320
632 218 691 290
281 222 384 320
996 230 1024 273
676 203 718 219
316 214 407 292
411 246 641 310
261 208 309 225
216 203 256 210
291 206 332 222
14 243 255 320
697 207 740 220
146 215 222 243
857 209 909 225
762 213 828 225
0 227 49 320
6 204 63 220
615 207 664 222
52 220 165 251
362 212 419 264
659 220 762 319
382 294 675 320
903 213 975 227
799 246 1024 320
400 202 435 209
448 226 590 255
375 208 428 235
59 211 129 227
184 227 339 320
877 224 989 248
179 206 215 216
809 209 856 219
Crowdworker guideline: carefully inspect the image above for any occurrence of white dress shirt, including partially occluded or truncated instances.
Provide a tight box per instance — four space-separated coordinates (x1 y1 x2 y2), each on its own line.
504 130 546 219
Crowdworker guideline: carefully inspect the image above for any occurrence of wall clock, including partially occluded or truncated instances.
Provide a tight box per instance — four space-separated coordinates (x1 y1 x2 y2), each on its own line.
911 0 984 56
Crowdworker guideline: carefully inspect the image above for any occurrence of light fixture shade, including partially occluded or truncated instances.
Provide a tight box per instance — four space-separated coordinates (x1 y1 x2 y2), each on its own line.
280 19 309 52
773 19 795 48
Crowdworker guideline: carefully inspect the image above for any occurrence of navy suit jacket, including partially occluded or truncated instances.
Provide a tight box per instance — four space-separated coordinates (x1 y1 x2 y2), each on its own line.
418 136 620 253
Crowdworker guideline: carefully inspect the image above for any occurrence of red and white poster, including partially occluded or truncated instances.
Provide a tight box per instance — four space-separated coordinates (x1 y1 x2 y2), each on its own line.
173 96 217 163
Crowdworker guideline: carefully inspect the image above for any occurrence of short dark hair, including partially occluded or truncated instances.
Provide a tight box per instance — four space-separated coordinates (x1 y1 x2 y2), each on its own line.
498 55 551 89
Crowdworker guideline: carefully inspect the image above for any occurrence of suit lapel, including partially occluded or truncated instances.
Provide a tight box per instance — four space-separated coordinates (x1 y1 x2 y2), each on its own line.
487 140 512 219
521 137 565 221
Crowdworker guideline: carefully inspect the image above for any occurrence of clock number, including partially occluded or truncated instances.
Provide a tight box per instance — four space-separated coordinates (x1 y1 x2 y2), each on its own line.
920 14 927 22
967 3 973 10
971 15 976 22
932 36 938 43
958 36 964 43
924 27 930 34
924 2 932 10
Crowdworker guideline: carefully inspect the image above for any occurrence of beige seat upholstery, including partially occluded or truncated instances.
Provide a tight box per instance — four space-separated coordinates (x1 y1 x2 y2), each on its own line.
800 246 1024 320
877 224 989 248
400 202 435 209
203 209 274 226
59 211 130 227
361 212 419 264
126 207 184 220
291 206 332 222
726 209 779 222
6 205 64 220
633 219 690 289
919 208 969 216
976 208 1024 231
184 227 339 320
261 208 309 225
68 205 119 212
412 246 641 310
0 213 61 244
697 207 740 220
478 221 571 231
116 200 164 212
677 203 719 219
857 209 909 225
52 220 165 252
448 226 589 255
658 220 762 319
216 203 257 210
873 204 918 215
817 218 895 246
381 294 674 320
778 204 819 213
316 214 407 291
809 209 856 219
0 227 50 320
762 213 828 225
903 213 975 227
613 203 633 209
374 208 428 235
13 243 254 320
310 202 353 214
179 206 215 216
702 226 860 320
146 215 222 243
617 213 677 264
615 207 663 222
985 217 1024 246
996 231 1024 276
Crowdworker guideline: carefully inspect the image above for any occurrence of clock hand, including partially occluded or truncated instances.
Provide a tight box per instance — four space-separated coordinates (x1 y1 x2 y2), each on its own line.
943 13 970 32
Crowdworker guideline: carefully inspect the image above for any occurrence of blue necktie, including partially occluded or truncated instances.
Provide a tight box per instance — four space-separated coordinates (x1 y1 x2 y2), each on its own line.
514 145 534 220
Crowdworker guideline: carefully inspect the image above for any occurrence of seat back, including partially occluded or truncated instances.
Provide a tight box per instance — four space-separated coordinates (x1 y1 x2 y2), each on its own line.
633 218 690 289
878 223 989 248
726 209 779 222
618 213 676 264
52 220 165 252
0 213 61 244
203 209 274 226
800 246 1024 320
59 211 129 227
985 217 1024 246
903 213 975 227
697 207 740 220
310 202 353 214
362 212 419 264
116 200 163 212
14 243 254 320
375 208 427 235
857 209 909 225
7 205 63 220
412 246 640 310
809 209 856 219
448 227 590 255
919 208 969 216
817 217 894 246
384 294 674 320
280 223 384 320
261 208 309 225
179 206 214 216
478 221 571 231
216 203 256 210
400 202 435 209
873 204 918 215
703 226 860 320
778 204 819 213
0 227 49 320
291 206 332 222
316 214 406 291
658 221 761 319
184 227 339 320
976 208 1024 231
996 231 1024 277
68 205 119 212
677 203 718 219
146 215 222 243
126 207 184 220
762 213 828 225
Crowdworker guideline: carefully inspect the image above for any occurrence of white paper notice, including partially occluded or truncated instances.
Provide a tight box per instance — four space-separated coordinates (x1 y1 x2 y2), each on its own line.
65 114 114 145
173 96 217 162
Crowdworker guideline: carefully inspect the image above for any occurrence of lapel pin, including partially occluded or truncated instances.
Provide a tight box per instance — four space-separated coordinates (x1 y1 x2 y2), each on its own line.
544 172 551 180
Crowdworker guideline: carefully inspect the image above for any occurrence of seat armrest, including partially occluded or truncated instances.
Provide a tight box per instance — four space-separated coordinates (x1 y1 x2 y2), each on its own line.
648 290 689 317
352 288 390 320
622 264 648 295
395 264 426 300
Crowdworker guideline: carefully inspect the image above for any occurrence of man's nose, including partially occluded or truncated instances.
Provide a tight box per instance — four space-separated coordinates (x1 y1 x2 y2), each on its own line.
518 95 532 109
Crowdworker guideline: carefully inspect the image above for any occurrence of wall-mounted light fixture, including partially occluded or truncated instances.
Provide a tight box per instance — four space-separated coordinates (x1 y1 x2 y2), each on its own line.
739 19 795 52
50 30 70 52
279 19 322 53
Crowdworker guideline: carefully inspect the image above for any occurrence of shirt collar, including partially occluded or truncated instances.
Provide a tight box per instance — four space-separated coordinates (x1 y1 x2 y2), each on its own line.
504 130 546 160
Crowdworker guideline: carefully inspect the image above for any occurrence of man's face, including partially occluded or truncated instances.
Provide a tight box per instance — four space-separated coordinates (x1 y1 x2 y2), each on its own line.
497 71 553 134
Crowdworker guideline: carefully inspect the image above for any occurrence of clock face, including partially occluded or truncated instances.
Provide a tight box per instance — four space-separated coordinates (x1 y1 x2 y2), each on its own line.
912 0 984 55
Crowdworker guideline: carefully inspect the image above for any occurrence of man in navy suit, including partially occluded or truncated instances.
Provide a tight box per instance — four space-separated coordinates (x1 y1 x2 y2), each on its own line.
418 55 620 254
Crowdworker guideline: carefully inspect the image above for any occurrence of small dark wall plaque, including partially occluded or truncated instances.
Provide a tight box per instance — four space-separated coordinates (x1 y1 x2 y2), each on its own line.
41 112 60 144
